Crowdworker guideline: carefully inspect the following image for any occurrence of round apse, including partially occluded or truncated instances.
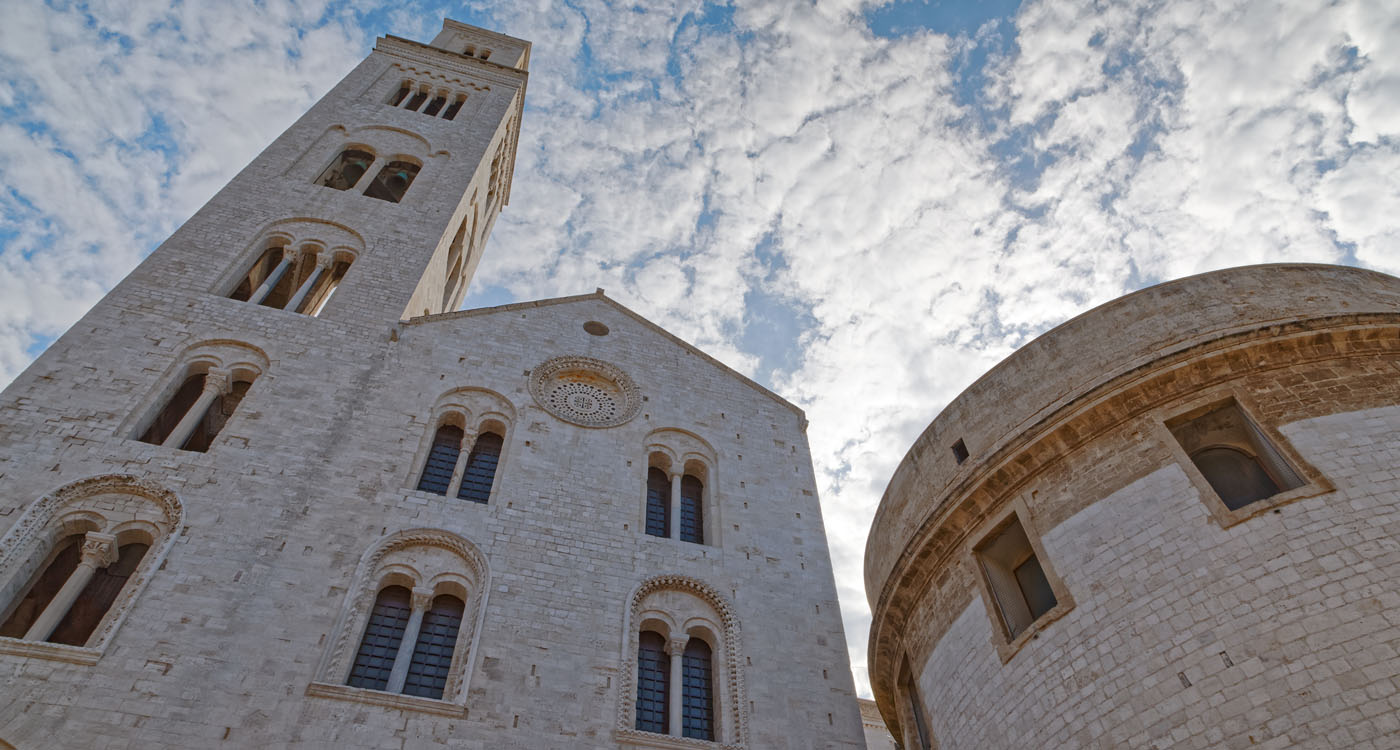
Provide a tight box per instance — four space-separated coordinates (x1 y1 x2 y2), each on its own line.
528 356 641 428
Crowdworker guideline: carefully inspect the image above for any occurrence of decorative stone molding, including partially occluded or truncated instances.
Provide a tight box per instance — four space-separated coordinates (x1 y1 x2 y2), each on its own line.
529 356 641 428
616 575 748 749
0 474 183 662
311 528 490 711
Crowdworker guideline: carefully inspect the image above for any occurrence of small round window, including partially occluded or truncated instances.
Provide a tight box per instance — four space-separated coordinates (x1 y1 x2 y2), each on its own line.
583 321 610 336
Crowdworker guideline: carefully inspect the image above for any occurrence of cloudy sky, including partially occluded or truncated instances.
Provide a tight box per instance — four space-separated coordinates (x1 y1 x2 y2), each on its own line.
3 0 1397 695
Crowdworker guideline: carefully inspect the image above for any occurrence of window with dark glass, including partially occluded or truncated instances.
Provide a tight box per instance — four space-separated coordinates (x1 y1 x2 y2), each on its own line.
316 149 374 191
976 515 1057 639
457 432 502 503
364 160 420 203
1168 400 1303 511
417 424 463 495
635 631 669 733
902 668 933 750
679 475 704 544
645 468 670 538
347 586 412 691
402 595 465 699
681 638 714 740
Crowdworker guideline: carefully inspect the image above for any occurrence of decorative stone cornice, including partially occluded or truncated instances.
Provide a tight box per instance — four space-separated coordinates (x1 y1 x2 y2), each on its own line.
866 315 1400 738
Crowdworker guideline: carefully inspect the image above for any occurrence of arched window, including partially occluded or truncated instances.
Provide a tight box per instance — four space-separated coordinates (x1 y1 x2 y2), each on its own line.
364 160 420 203
137 367 255 452
457 432 502 504
621 576 746 745
635 631 669 733
417 424 464 495
388 82 411 107
443 95 465 121
310 530 487 710
0 475 181 660
229 242 353 315
403 594 466 698
316 148 375 191
679 475 704 545
1190 446 1280 511
422 94 447 117
405 87 429 111
681 638 714 740
645 468 670 538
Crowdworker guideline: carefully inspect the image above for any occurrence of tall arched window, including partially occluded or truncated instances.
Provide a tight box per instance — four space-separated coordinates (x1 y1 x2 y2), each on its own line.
457 432 502 504
403 594 466 698
417 424 464 494
636 630 669 733
679 475 704 545
137 367 256 452
645 468 670 538
310 530 487 710
0 534 149 646
681 638 714 739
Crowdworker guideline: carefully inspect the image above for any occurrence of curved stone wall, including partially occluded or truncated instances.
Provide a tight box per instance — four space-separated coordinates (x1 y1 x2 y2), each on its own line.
864 264 1400 748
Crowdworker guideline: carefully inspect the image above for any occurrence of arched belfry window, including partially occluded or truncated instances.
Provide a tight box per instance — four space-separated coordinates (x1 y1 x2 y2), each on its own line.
308 530 488 710
620 576 746 746
316 148 375 191
0 475 182 662
135 348 264 453
364 160 420 203
228 238 355 317
643 430 718 546
409 391 514 505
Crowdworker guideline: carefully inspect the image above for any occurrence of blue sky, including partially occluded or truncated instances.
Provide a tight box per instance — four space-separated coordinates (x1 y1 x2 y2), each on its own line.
3 0 1398 696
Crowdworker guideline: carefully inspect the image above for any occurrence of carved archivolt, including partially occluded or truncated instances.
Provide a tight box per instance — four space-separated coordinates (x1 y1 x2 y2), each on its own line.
617 575 748 748
315 528 490 705
529 356 641 428
0 474 183 657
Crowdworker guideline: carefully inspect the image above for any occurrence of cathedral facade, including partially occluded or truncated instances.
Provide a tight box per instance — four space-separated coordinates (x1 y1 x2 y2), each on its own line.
865 264 1400 749
0 21 866 749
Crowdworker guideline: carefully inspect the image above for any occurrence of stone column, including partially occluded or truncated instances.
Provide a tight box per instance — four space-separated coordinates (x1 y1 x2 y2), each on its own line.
162 368 230 449
386 586 435 693
283 252 337 313
446 428 478 499
666 634 690 736
246 246 298 305
669 473 682 540
24 532 118 642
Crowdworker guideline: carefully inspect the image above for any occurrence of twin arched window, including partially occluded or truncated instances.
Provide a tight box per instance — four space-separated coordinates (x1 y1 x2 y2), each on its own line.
635 631 715 739
347 585 466 699
137 362 260 452
417 424 503 503
317 148 421 203
645 463 707 544
0 476 181 659
388 80 467 121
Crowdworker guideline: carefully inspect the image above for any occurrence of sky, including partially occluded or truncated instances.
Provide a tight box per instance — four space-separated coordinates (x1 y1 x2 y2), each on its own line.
2 0 1398 697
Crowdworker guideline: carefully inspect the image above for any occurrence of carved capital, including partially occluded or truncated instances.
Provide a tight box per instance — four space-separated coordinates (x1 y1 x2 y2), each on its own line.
315 252 340 269
203 368 232 396
665 635 690 657
411 586 435 611
80 532 118 568
280 245 300 263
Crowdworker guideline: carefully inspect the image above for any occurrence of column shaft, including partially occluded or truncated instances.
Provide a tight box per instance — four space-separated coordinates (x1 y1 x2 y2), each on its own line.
386 587 434 693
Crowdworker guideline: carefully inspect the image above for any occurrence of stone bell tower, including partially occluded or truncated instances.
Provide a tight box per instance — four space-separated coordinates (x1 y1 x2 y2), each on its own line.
0 18 868 750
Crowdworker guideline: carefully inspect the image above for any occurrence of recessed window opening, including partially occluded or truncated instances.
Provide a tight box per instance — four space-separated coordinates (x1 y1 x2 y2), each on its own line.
364 160 420 203
316 149 374 191
388 82 411 107
417 424 464 495
635 630 669 733
1169 400 1303 511
422 94 447 117
442 95 465 120
645 467 670 538
680 475 704 545
457 432 502 504
405 88 429 111
900 664 932 750
681 638 714 740
346 585 467 701
0 532 150 647
976 515 1056 639
138 368 254 452
951 438 969 464
464 44 477 57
